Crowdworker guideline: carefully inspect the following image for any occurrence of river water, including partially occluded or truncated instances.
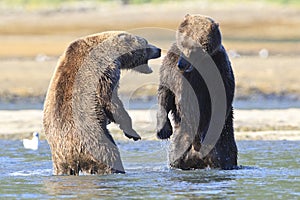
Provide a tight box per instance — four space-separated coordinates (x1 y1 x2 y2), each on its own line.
0 139 299 199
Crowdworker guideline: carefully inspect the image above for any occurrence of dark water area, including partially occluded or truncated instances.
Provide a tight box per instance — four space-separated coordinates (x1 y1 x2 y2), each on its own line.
0 140 299 199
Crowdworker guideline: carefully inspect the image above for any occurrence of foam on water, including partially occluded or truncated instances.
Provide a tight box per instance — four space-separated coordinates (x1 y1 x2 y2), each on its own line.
9 169 52 177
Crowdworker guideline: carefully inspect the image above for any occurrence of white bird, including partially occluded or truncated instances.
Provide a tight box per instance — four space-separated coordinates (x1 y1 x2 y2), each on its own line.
23 132 39 150
259 48 269 58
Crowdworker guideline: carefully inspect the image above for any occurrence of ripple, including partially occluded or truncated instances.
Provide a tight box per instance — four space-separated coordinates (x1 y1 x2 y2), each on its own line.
9 169 52 177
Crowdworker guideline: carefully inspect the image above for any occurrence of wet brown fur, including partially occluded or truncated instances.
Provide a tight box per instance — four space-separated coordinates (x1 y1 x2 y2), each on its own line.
44 31 159 175
157 15 238 170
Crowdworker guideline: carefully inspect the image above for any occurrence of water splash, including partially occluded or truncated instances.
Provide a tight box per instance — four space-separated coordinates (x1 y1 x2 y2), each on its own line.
9 169 52 177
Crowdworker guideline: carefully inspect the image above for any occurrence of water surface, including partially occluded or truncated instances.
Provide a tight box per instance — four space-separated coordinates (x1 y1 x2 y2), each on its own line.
0 140 299 199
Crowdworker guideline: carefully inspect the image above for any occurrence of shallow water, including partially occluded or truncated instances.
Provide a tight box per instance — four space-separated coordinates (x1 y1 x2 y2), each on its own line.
3 97 300 111
0 140 299 199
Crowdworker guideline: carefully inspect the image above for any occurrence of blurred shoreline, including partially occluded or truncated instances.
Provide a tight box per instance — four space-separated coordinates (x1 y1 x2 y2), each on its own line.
1 109 300 141
1 55 300 107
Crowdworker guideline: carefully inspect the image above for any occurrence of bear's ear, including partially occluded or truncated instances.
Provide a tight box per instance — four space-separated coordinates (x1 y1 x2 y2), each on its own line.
118 33 133 44
118 33 127 40
211 22 219 31
184 14 191 19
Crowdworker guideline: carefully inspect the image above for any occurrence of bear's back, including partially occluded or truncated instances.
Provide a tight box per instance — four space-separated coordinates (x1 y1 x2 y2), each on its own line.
44 31 125 121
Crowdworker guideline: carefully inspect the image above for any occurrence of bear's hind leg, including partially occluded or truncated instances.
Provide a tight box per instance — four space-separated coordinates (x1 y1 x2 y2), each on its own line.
214 110 238 170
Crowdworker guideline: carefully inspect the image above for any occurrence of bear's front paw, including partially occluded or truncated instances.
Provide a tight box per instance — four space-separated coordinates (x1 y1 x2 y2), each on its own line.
124 130 141 141
157 122 173 140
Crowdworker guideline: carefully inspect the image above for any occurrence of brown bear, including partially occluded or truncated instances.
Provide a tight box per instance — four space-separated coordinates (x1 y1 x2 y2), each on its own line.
157 14 238 170
43 31 161 175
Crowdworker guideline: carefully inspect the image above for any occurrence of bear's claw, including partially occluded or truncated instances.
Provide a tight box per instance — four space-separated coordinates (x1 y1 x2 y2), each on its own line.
157 129 172 139
124 130 141 141
157 122 173 139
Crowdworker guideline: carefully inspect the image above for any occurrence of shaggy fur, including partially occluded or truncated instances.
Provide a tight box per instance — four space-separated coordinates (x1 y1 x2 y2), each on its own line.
157 14 238 170
44 31 161 175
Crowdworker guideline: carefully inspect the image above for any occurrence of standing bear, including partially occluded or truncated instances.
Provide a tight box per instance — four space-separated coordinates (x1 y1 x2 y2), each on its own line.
44 31 161 175
157 14 238 170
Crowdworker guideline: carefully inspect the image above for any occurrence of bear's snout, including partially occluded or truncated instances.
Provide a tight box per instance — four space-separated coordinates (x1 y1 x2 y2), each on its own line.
178 56 193 72
147 45 161 60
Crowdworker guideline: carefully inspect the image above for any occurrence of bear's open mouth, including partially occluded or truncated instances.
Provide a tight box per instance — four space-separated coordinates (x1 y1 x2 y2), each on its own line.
133 64 153 74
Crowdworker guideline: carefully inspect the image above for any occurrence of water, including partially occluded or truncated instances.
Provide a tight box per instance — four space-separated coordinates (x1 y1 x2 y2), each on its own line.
0 140 299 199
3 96 300 111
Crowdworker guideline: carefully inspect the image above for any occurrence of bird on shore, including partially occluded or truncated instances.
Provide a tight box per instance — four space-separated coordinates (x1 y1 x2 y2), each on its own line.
23 132 39 150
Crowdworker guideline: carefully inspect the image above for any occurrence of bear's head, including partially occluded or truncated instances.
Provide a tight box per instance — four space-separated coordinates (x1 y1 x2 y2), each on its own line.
114 32 161 74
176 14 222 72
